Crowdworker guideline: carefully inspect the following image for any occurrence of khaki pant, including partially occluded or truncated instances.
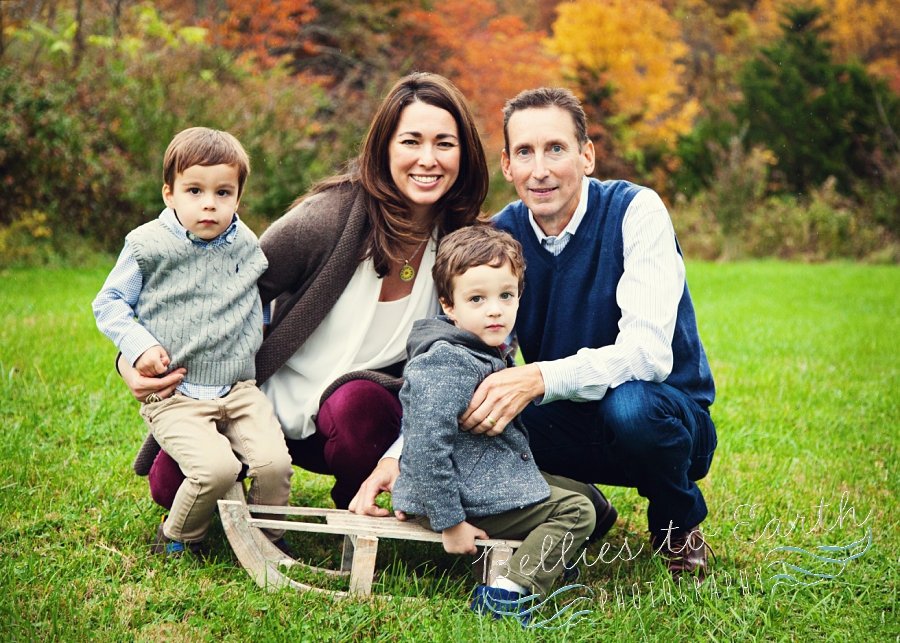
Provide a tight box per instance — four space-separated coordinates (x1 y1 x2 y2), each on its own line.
419 472 596 596
140 380 293 543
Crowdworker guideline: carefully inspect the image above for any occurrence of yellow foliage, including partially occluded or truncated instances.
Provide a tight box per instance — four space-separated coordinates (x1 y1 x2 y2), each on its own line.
752 0 900 87
547 0 698 152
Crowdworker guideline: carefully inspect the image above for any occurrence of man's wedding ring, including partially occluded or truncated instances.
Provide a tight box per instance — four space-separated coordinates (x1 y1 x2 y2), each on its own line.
486 416 497 427
145 393 162 403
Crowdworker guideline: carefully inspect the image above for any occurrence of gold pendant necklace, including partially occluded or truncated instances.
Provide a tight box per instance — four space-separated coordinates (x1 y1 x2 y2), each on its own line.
399 239 426 282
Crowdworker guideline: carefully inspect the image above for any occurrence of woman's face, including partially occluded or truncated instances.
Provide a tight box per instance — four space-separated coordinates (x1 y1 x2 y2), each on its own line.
389 101 461 222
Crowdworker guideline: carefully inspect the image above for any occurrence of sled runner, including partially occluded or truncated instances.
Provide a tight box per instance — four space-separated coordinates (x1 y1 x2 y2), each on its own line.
218 485 522 597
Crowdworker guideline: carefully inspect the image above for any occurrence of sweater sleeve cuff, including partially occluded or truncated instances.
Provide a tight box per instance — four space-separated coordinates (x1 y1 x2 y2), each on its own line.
120 328 163 367
429 508 468 534
535 358 580 404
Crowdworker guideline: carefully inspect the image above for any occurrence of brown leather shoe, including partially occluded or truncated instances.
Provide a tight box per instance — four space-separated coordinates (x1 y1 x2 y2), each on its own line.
651 525 709 581
587 485 618 543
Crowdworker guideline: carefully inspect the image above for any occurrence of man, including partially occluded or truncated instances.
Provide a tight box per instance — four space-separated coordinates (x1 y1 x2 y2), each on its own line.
352 87 717 580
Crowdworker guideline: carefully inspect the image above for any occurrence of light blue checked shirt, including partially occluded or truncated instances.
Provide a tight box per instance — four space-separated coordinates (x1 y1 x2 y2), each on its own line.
93 208 262 400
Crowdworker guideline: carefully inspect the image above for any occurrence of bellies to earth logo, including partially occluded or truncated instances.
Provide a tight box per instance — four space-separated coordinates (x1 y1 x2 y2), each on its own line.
732 490 873 592
477 491 874 629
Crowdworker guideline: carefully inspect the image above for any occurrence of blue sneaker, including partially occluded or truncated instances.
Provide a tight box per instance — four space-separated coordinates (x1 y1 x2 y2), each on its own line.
470 585 532 626
150 518 205 560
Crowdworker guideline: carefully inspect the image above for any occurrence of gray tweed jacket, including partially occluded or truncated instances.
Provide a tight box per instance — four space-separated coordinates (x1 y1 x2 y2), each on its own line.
392 316 551 532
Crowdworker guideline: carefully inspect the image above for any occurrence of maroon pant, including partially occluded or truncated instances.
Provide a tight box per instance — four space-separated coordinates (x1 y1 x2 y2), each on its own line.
148 380 402 510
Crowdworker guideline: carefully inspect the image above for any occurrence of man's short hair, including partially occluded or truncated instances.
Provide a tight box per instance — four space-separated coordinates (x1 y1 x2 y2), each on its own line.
163 127 251 198
433 225 526 305
502 87 589 152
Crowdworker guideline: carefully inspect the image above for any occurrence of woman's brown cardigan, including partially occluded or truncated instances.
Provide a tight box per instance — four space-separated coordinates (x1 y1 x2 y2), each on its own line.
133 182 406 475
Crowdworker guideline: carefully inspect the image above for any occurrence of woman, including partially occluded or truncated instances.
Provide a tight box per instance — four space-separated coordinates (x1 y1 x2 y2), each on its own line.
121 73 489 509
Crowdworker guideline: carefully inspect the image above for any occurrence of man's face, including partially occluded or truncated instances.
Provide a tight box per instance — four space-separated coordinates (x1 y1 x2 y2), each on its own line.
501 106 595 234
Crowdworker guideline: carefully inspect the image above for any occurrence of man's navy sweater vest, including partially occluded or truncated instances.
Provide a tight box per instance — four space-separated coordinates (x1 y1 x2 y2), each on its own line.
493 178 715 408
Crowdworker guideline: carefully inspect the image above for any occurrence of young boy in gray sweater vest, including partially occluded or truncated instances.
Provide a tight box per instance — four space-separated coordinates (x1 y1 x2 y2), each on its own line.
392 226 614 622
93 128 293 558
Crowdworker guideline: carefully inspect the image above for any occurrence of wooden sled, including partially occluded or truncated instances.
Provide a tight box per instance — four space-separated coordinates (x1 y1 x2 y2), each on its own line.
218 484 522 597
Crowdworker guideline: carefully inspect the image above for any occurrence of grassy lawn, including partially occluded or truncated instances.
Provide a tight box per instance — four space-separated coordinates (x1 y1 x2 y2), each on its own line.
1 262 898 642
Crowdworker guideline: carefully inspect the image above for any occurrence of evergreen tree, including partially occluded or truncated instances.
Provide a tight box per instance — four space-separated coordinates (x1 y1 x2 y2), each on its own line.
734 6 881 193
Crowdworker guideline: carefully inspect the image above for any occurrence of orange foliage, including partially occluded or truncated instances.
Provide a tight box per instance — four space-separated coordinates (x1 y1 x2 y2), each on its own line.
547 0 699 153
404 0 560 151
215 0 318 69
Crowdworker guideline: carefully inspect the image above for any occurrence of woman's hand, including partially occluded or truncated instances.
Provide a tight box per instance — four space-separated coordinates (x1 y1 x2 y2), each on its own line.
349 457 402 518
117 353 186 403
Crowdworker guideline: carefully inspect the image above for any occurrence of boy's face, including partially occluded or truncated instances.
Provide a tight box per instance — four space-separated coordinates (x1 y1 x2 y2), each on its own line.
440 262 520 347
162 164 241 240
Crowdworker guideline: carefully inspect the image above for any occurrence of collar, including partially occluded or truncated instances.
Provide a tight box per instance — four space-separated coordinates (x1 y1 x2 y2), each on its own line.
159 207 239 246
527 175 591 243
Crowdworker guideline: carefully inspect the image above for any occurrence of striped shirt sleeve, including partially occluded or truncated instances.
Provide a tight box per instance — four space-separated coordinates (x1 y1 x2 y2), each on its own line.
536 189 685 403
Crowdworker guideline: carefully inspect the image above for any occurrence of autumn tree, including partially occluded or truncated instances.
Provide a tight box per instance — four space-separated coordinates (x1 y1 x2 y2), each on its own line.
213 0 318 69
547 0 698 182
402 0 560 151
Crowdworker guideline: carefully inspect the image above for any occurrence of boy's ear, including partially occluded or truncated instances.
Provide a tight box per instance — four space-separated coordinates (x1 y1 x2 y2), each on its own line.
162 184 174 209
439 297 455 320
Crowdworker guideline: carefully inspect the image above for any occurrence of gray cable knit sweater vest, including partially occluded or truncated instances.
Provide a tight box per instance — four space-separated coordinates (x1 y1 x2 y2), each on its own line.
126 219 268 387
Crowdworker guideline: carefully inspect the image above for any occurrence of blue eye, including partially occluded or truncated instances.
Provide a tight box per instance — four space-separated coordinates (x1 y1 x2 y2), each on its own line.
500 292 514 300
551 145 563 153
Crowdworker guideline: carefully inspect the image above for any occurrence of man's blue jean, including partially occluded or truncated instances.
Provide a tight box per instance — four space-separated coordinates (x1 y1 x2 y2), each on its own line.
522 380 717 537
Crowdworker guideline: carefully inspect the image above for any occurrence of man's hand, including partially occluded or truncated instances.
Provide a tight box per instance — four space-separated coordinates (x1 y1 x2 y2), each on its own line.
118 353 185 403
348 457 402 518
460 363 545 435
442 521 489 555
135 346 170 377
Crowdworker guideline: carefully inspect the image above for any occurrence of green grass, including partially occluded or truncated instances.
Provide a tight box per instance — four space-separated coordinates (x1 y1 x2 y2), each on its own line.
1 261 898 642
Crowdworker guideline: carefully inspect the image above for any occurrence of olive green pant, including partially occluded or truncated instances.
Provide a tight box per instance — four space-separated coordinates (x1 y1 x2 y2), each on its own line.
419 472 596 596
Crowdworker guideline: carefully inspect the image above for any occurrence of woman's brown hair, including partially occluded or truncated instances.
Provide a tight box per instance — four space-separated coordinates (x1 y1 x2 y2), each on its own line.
304 73 488 277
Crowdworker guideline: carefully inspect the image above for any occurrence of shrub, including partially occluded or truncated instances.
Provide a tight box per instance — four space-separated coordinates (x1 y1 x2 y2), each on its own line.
1 4 339 254
672 176 898 263
702 128 776 259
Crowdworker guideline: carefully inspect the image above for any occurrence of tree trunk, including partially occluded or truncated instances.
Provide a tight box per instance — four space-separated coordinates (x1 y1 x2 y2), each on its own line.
72 0 84 71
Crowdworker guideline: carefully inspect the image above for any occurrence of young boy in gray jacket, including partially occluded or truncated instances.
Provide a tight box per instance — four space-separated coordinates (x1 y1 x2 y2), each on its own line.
392 226 615 621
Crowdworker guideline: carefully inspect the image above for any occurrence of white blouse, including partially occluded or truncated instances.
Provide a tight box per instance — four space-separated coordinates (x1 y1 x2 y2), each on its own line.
261 239 439 440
